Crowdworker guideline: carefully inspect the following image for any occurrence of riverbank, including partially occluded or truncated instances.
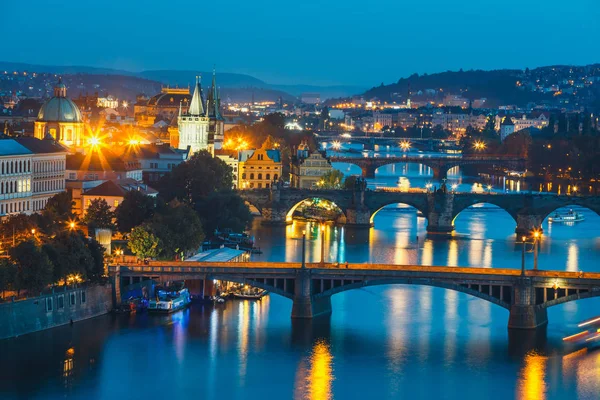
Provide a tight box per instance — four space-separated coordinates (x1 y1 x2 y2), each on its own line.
0 284 113 340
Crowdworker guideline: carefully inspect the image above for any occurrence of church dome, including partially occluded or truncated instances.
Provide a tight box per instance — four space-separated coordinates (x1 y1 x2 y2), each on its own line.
37 78 83 123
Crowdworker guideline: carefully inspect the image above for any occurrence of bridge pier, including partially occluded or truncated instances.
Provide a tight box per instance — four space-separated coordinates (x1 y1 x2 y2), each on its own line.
361 165 377 179
508 278 548 330
432 167 447 181
426 192 455 236
260 207 291 225
515 214 543 237
345 207 373 227
291 268 332 319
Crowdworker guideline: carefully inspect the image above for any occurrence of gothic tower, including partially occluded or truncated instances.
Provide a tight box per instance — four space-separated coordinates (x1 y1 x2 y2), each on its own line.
177 76 210 155
206 69 225 153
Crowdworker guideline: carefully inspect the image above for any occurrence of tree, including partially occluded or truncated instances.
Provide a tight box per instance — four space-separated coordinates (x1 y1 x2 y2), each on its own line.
83 199 115 231
85 237 106 281
45 232 93 283
128 225 161 260
343 175 359 190
156 151 233 206
194 192 252 236
115 190 155 233
150 201 205 259
37 192 75 235
10 240 53 295
319 170 345 189
0 214 37 248
0 258 17 298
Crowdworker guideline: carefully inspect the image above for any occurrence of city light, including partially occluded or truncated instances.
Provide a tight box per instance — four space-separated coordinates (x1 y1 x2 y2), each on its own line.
473 141 486 151
89 136 101 146
331 141 341 150
451 184 458 192
399 140 411 151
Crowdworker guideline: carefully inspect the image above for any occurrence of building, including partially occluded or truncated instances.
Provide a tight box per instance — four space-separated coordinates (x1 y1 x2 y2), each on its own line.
121 144 188 184
0 140 32 217
301 93 321 105
432 110 487 134
290 141 333 189
239 143 282 189
81 179 157 213
373 112 393 130
134 87 191 128
500 116 515 141
495 113 549 132
14 137 67 213
215 149 240 189
34 77 84 148
174 73 225 156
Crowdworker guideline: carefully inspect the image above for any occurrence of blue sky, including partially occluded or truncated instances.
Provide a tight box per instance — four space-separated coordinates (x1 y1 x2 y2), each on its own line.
7 0 600 86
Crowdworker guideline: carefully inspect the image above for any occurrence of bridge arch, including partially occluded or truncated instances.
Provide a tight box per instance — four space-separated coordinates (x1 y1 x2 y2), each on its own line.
315 278 511 310
369 202 428 225
285 197 347 224
211 274 294 300
451 201 518 226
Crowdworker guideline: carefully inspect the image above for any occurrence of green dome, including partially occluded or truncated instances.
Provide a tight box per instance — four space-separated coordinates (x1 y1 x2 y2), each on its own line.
37 97 82 122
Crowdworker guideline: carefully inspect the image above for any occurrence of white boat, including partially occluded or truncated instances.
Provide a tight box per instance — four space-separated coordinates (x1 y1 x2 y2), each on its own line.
548 209 584 223
148 288 191 313
233 288 268 300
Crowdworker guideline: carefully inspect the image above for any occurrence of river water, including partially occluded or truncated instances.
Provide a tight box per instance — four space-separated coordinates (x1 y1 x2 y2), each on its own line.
2 153 600 399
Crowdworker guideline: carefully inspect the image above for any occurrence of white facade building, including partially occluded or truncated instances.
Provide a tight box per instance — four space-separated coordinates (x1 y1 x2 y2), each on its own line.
0 140 33 217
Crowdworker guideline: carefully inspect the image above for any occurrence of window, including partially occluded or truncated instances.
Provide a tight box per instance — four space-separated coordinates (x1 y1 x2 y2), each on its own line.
266 174 271 180
250 173 254 179
114 200 119 207
257 183 262 188
81 291 86 304
257 173 262 180
69 292 76 306
58 295 64 310
46 297 53 312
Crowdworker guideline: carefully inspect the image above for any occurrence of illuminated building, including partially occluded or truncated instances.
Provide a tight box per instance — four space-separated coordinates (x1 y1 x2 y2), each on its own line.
239 142 282 189
135 87 190 128
176 76 210 155
290 140 333 189
15 137 67 213
122 144 188 183
214 149 240 189
495 113 549 132
500 116 515 141
34 78 84 148
175 72 225 155
0 140 33 217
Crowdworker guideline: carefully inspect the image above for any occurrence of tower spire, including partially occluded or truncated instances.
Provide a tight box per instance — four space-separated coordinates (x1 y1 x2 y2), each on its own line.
188 75 205 116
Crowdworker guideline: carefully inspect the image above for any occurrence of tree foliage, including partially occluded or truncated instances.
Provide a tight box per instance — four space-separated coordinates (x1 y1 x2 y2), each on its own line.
149 201 204 259
194 191 252 235
128 225 161 260
115 190 155 233
0 258 17 297
10 240 53 294
319 170 345 189
83 199 116 231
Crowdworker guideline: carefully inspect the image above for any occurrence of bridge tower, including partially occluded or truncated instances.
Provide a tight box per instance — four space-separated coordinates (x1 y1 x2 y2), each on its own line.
345 178 372 227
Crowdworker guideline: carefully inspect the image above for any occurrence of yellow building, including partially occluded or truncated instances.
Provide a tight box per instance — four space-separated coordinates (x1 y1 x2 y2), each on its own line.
34 78 84 148
290 141 333 189
239 143 282 189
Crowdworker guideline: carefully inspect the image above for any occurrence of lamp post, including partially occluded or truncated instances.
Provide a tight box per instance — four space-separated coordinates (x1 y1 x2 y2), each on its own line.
301 230 306 268
320 224 325 266
533 230 540 271
521 236 526 276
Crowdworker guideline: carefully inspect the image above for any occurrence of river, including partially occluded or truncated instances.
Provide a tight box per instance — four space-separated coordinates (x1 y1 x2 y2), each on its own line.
1 154 600 399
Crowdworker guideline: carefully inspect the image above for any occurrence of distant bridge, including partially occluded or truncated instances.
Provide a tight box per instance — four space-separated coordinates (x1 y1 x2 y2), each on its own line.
329 155 526 180
315 135 460 151
240 187 600 236
109 261 600 330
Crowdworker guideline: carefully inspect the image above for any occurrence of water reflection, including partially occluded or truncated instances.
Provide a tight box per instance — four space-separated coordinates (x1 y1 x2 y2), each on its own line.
295 340 334 400
517 352 547 400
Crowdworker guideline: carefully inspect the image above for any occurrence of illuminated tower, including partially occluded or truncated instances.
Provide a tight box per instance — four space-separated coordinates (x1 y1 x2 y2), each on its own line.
177 76 210 155
206 70 225 153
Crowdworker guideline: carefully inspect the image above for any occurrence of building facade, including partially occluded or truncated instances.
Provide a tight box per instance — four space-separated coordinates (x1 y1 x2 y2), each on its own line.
215 150 240 189
34 78 84 148
500 116 516 141
0 140 33 217
239 144 282 189
15 137 67 213
176 76 210 155
290 141 333 189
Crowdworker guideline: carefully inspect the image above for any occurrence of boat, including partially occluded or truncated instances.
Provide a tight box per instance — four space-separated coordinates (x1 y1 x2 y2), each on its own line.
397 177 410 192
214 229 254 247
548 209 584 223
148 287 191 313
233 287 268 300
562 316 600 345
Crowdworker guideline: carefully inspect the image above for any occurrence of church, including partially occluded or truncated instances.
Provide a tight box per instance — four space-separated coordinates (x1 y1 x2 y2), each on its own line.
34 78 84 147
172 71 224 156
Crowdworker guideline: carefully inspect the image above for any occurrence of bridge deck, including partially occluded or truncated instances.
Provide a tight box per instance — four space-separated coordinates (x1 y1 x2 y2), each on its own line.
109 261 600 282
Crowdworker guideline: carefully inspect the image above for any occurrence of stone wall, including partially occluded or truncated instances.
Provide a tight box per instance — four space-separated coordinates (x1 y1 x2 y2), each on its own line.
0 284 113 340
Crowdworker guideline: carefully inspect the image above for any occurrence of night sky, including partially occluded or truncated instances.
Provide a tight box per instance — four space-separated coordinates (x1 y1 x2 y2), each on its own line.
7 0 600 86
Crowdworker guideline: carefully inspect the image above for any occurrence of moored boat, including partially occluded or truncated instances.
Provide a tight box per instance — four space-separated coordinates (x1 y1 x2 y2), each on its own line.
233 288 268 300
148 287 191 313
548 209 584 223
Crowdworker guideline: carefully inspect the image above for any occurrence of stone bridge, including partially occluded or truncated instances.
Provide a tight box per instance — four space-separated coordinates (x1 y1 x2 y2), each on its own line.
109 261 600 330
316 136 459 151
239 187 600 236
329 155 526 180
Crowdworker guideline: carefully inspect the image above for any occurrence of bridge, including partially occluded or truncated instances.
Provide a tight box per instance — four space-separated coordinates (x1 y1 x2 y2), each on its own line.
329 155 526 180
240 186 600 236
109 261 600 330
315 135 459 151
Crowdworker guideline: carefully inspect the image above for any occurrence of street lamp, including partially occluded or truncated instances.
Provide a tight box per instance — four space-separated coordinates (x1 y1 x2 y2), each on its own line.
473 141 486 151
572 186 578 195
301 230 306 268
399 140 411 152
487 184 492 194
521 236 527 276
425 182 433 192
320 224 326 266
451 183 458 193
533 230 541 271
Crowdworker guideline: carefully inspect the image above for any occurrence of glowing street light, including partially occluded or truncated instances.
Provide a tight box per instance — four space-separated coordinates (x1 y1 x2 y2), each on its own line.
451 183 458 192
473 140 486 151
331 140 341 150
487 184 492 193
89 136 101 147
425 182 433 192
572 186 579 195
399 140 411 151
